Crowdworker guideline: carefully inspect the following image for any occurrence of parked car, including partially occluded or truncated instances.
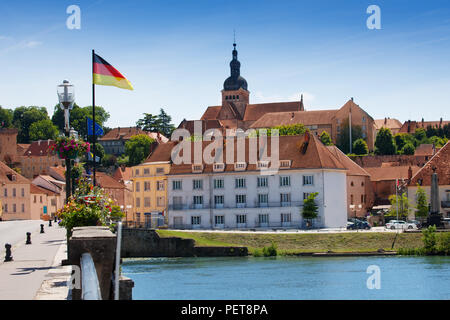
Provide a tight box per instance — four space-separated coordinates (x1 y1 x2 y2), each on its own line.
385 220 417 230
407 220 422 229
347 220 371 230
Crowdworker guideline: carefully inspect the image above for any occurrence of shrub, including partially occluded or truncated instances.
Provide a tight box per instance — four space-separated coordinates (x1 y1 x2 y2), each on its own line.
422 225 437 254
438 232 450 255
262 242 278 257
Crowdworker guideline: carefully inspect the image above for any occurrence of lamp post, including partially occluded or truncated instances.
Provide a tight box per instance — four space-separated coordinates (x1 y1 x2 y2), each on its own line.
57 80 75 203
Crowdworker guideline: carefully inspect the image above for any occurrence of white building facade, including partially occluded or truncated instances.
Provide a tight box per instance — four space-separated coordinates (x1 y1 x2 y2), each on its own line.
167 168 347 230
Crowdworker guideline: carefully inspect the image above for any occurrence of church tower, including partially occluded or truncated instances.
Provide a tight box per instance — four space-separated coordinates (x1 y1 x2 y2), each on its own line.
221 43 249 119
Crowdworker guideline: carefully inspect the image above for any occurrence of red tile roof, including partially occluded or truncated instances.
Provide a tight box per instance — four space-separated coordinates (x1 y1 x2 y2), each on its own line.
374 118 402 131
24 140 54 157
365 165 420 182
145 141 178 163
251 109 338 128
243 101 302 121
326 146 370 176
96 172 126 189
99 127 168 142
409 141 450 186
113 166 132 182
30 184 58 196
166 133 346 175
0 161 30 184
414 144 437 157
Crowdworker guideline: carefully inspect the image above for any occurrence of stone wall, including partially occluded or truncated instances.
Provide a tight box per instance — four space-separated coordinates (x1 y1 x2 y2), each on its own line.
121 228 248 258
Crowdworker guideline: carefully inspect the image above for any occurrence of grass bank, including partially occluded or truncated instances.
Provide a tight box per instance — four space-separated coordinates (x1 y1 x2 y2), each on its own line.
156 230 424 255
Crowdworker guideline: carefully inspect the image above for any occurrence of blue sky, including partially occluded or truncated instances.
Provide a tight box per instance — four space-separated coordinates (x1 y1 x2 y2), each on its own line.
0 0 449 129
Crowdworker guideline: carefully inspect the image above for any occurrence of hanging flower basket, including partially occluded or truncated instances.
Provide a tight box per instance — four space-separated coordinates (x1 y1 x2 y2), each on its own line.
50 136 90 160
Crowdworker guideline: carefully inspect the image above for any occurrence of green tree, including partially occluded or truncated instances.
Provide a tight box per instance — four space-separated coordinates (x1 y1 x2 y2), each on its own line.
29 119 59 141
387 193 411 219
429 136 448 148
375 127 396 155
401 143 415 155
272 123 307 136
415 185 429 218
124 134 155 166
394 133 408 151
302 192 319 220
0 106 13 128
52 104 110 140
352 138 369 155
336 119 363 154
158 108 176 137
13 106 49 143
414 128 427 142
319 131 333 146
136 113 161 132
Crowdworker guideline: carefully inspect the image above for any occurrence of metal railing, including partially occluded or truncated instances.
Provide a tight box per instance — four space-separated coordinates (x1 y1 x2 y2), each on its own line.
168 201 304 211
80 253 101 300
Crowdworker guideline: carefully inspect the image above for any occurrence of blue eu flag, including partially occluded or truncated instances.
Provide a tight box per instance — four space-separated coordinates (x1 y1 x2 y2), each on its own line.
87 117 104 136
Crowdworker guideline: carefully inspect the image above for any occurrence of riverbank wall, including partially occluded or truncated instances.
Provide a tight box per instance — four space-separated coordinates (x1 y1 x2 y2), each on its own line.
121 228 248 258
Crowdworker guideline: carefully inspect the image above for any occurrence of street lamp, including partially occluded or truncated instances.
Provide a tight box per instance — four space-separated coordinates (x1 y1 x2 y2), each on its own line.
57 80 75 203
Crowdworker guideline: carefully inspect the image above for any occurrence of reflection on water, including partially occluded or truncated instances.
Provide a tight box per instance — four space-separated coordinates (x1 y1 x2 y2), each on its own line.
122 256 450 300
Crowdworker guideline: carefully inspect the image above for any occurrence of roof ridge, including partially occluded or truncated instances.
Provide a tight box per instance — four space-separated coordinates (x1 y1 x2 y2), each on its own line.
410 140 450 183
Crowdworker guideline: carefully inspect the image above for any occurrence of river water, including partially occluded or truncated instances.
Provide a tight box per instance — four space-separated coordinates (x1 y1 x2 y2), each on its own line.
122 256 450 300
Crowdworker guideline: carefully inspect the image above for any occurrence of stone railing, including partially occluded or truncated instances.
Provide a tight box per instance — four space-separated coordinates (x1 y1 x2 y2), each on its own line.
64 226 134 300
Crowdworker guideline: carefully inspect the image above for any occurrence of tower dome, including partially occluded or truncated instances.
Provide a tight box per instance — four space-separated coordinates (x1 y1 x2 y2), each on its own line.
223 43 248 91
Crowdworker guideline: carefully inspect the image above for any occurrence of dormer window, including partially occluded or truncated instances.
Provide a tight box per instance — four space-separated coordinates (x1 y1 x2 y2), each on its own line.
213 163 225 172
257 161 269 169
234 162 247 171
279 160 291 169
6 174 16 181
192 164 204 173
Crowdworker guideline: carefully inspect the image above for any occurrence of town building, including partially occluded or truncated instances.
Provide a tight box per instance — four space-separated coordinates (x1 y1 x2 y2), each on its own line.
166 133 348 230
407 141 450 218
96 172 133 222
98 127 168 156
30 184 64 220
399 118 449 134
178 43 376 150
365 164 420 208
326 146 373 218
374 118 402 136
0 128 20 165
20 140 64 179
0 161 32 220
131 143 174 228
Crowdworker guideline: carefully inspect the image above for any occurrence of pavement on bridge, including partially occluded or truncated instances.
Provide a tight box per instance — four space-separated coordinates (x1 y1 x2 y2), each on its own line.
0 222 69 300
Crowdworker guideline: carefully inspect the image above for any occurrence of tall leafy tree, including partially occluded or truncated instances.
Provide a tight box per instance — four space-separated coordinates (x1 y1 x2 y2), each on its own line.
29 119 59 141
319 131 333 146
158 108 176 137
0 106 13 128
374 127 396 155
415 185 429 218
353 138 369 155
52 104 109 140
337 118 363 154
302 192 319 220
401 143 415 155
387 193 411 219
124 134 155 166
13 106 49 143
136 113 161 132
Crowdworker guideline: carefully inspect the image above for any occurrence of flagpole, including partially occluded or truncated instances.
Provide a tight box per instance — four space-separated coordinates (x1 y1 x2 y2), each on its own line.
92 49 97 186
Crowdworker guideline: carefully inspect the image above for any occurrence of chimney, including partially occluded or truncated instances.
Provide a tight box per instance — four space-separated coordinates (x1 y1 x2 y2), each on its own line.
407 120 411 133
408 166 413 181
432 143 436 155
421 118 424 127
440 117 443 127
384 117 387 125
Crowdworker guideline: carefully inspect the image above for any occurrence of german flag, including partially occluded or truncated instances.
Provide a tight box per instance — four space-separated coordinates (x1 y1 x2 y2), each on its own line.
93 53 133 90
